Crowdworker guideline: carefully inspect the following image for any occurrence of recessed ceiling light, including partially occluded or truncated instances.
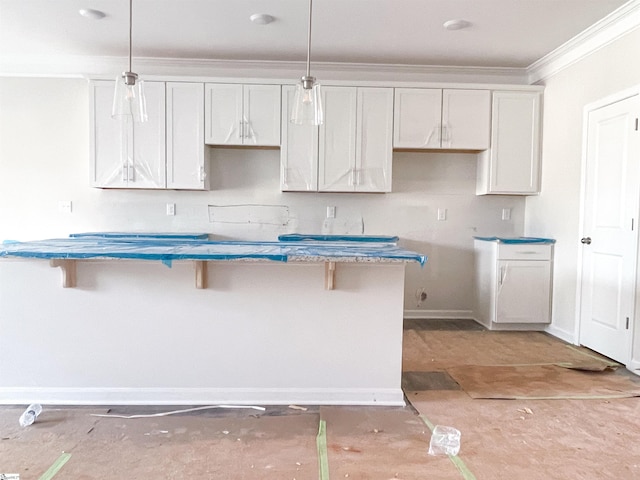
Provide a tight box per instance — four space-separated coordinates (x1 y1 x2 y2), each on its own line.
250 13 275 25
443 19 471 31
79 8 106 20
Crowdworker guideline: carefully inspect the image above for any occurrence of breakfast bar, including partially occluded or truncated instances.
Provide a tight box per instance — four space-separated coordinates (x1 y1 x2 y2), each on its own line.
0 234 425 406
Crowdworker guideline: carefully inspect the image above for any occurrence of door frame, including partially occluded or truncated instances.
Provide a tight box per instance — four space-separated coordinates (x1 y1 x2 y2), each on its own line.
574 84 640 365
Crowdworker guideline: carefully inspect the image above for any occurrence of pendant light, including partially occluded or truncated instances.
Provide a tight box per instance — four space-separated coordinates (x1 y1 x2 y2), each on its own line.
290 0 323 125
112 0 147 122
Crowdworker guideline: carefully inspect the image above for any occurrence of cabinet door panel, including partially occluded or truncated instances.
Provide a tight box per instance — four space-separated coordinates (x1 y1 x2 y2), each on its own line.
496 260 551 323
319 87 357 192
244 85 281 146
442 89 490 150
205 84 243 145
356 88 393 192
280 86 318 191
393 88 442 148
484 91 541 194
131 81 166 189
166 82 207 190
90 81 129 188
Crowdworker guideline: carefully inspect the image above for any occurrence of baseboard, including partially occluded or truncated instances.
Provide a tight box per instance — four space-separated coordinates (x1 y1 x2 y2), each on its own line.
0 387 405 407
626 359 640 375
403 309 475 320
544 324 578 345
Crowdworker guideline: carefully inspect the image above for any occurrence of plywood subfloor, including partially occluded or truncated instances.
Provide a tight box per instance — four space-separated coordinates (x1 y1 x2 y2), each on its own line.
1 319 639 479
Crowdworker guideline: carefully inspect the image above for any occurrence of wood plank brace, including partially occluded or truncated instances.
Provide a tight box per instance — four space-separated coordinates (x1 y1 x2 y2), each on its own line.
49 259 77 288
195 261 207 289
325 261 336 290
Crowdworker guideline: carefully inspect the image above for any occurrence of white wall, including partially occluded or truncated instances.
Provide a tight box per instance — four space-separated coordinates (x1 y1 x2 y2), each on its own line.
0 77 526 315
525 27 640 342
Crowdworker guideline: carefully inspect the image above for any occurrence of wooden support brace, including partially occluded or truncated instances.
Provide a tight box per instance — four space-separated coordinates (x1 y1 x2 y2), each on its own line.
195 261 207 289
325 261 336 290
49 259 77 288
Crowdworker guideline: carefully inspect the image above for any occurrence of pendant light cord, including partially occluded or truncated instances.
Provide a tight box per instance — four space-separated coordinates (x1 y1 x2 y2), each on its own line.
306 0 312 78
128 0 133 72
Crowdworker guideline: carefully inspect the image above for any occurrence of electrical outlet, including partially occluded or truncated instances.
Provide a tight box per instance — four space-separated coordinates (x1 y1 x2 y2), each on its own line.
166 203 176 216
437 208 447 221
58 201 72 213
502 208 511 221
326 206 336 219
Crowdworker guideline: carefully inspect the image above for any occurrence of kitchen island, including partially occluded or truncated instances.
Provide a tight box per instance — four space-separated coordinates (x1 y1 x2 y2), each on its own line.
0 235 425 406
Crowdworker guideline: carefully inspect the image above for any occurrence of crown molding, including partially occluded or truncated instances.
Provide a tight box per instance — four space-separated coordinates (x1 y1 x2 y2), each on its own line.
527 0 640 84
0 54 528 85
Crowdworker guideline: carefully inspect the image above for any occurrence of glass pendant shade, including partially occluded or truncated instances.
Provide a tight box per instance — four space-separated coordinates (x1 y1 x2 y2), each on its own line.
291 79 323 125
112 73 147 122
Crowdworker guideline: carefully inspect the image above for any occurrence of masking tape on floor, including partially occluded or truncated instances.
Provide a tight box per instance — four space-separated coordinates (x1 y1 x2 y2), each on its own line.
38 453 71 480
419 414 477 480
317 419 330 480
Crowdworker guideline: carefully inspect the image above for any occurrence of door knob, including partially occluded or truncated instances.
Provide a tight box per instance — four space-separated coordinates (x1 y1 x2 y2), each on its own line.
581 237 592 245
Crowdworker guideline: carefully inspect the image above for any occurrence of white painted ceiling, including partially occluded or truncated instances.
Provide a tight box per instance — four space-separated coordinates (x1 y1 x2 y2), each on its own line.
0 0 631 70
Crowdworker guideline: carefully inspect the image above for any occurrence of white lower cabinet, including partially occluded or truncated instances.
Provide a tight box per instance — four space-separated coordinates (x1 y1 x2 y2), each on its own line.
474 239 553 329
90 80 209 190
476 91 542 195
280 86 393 193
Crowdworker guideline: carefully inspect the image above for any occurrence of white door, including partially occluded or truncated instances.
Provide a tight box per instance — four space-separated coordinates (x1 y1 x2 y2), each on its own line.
442 89 490 150
243 84 281 146
496 260 551 324
166 82 207 190
355 87 393 192
579 94 640 363
318 87 357 192
280 86 319 192
393 88 442 148
205 84 243 145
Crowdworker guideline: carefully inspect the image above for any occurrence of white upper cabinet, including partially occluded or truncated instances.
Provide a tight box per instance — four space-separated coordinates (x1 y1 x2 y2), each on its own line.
319 86 393 193
166 82 209 190
280 85 319 192
90 80 209 190
90 80 166 189
205 84 281 146
476 91 542 195
393 88 490 150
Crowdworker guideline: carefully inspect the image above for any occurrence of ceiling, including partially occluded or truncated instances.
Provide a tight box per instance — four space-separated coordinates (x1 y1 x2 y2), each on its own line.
0 0 632 73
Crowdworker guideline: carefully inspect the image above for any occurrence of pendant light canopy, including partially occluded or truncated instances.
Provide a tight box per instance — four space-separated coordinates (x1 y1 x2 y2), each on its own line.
112 0 147 122
290 0 323 125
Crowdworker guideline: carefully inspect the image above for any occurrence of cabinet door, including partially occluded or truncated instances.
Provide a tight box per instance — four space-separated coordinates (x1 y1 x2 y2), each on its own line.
319 87 357 192
205 84 243 145
355 88 393 192
90 80 129 188
90 80 165 189
496 260 551 323
166 82 208 190
393 88 442 148
244 84 281 146
442 89 490 150
130 81 166 189
280 86 318 191
478 91 542 194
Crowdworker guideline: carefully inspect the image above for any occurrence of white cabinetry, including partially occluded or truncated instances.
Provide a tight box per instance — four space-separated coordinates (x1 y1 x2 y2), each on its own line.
166 82 209 190
90 80 209 190
280 85 319 191
90 80 166 189
205 84 281 146
474 239 553 330
319 86 393 192
281 86 393 193
476 91 542 195
393 88 490 150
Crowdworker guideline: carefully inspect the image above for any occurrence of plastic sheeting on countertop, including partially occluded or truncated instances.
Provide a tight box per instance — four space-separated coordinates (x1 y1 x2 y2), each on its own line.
278 234 399 244
69 232 209 240
0 238 427 266
473 236 556 244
